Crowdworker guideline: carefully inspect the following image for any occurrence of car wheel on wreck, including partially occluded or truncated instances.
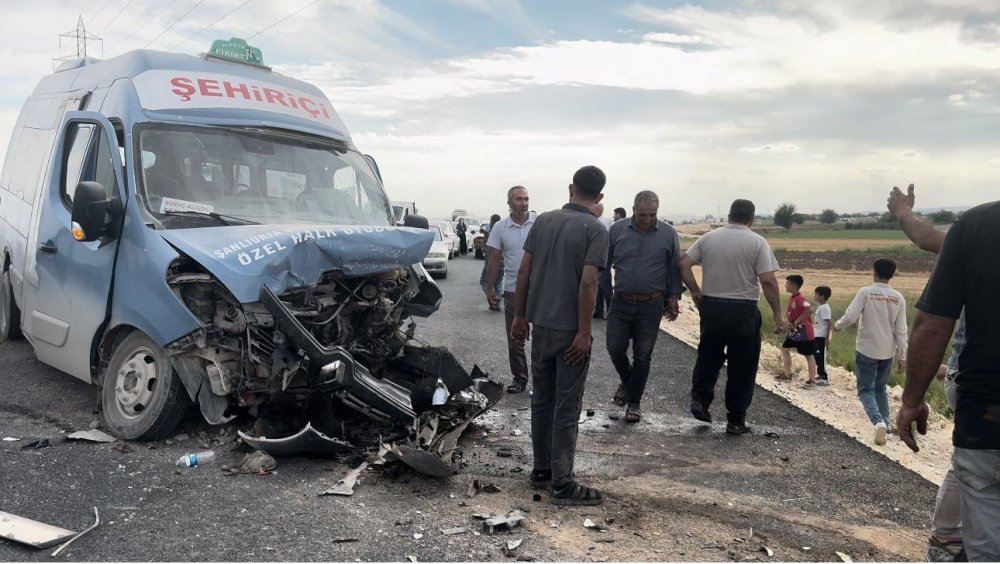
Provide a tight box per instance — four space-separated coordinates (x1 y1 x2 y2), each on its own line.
102 331 191 440
0 268 24 343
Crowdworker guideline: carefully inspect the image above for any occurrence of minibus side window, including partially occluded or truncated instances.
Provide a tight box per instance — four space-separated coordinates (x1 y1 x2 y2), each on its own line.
62 123 118 206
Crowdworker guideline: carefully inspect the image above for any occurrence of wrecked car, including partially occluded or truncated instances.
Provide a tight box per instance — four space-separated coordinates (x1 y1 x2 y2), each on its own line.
0 39 497 475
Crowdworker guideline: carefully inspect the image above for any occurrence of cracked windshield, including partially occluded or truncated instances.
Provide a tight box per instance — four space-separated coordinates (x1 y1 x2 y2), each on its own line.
138 126 392 228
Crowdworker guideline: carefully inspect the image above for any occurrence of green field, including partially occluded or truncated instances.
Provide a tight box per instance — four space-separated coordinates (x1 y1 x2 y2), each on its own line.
763 229 910 240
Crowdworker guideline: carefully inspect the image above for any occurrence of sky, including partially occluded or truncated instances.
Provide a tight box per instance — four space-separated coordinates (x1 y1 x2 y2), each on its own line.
1 0 999 219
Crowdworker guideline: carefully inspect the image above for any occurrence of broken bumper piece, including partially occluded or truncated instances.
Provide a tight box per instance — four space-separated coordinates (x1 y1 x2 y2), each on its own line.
238 422 354 457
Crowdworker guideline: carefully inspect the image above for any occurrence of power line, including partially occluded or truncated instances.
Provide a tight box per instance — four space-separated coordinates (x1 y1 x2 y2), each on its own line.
144 0 207 49
247 0 319 40
88 0 114 26
118 3 174 47
171 0 253 50
100 0 135 34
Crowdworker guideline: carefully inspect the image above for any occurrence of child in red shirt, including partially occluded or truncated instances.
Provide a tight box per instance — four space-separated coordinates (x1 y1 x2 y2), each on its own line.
778 274 818 387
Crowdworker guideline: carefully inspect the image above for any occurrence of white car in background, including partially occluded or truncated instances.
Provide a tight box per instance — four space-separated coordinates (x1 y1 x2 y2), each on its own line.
422 225 450 278
435 220 458 259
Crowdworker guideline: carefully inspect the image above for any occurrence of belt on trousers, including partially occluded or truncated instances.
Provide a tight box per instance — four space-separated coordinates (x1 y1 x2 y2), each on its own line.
613 291 665 302
701 295 757 306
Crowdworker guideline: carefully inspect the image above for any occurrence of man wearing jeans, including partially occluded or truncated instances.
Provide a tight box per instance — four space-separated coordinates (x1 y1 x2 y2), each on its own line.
833 259 908 446
486 186 536 393
679 199 784 435
898 199 1000 561
512 165 608 506
605 190 682 423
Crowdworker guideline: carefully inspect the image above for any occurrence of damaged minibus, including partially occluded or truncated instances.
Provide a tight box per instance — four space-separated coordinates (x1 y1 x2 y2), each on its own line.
0 39 498 475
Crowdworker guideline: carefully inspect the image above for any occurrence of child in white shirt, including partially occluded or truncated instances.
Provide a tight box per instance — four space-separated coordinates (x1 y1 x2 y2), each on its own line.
813 286 832 386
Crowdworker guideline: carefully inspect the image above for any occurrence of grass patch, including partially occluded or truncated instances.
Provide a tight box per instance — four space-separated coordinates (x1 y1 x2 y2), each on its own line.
758 293 951 418
764 230 910 240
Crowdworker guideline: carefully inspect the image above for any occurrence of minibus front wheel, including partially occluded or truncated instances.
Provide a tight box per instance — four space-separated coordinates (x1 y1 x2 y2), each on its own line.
102 331 191 440
0 268 23 343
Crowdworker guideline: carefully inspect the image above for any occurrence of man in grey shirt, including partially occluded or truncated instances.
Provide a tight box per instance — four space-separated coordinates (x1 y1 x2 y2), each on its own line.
679 199 784 435
512 165 609 506
606 190 683 423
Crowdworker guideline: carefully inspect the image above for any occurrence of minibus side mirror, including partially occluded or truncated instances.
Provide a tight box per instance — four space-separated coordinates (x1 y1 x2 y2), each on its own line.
70 181 115 242
403 214 429 230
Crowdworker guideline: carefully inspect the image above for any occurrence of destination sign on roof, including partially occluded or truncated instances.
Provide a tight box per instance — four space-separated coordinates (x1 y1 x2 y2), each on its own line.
208 37 264 66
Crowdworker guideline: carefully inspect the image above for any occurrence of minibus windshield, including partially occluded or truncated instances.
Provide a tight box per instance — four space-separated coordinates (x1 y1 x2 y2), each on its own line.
137 125 393 228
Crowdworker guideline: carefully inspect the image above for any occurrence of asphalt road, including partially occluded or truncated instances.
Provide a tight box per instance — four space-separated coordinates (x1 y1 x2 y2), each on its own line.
0 256 936 561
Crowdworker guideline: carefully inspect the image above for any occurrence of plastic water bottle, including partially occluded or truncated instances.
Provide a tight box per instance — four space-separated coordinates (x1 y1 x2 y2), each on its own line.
175 450 215 467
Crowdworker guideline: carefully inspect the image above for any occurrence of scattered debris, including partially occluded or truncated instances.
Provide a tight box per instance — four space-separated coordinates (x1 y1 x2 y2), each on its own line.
0 510 76 549
532 493 542 502
700 542 725 549
596 538 614 544
66 430 116 443
20 439 51 450
516 556 535 562
332 538 359 543
226 450 278 476
586 409 595 417
606 517 615 525
413 533 424 540
441 527 467 536
836 551 853 562
2 437 20 442
320 461 367 496
583 519 608 532
475 510 525 534
764 432 780 438
51 507 99 557
779 456 790 462
608 414 621 421
407 556 418 562
503 539 524 556
497 447 514 458
803 546 812 551
467 480 480 498
512 429 523 437
482 483 502 494
761 546 774 557
112 442 134 454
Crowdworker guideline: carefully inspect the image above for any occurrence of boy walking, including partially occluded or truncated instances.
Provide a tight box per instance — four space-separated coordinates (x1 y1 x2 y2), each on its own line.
834 258 908 446
512 165 609 506
778 275 817 387
813 286 833 386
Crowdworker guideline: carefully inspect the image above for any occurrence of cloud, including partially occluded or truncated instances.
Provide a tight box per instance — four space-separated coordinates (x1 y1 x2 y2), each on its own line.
739 143 801 153
901 149 920 157
641 32 712 45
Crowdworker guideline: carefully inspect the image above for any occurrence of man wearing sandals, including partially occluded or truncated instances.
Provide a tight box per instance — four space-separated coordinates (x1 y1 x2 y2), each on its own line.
679 199 784 435
511 165 608 505
605 190 682 423
486 186 536 394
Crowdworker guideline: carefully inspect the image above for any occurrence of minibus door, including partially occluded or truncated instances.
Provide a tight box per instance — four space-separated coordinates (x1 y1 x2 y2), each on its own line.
22 113 125 381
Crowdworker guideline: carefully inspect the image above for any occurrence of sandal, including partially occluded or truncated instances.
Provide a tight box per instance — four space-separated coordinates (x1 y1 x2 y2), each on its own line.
529 469 552 490
927 537 966 562
625 408 641 423
611 385 627 407
551 481 603 506
506 381 527 394
775 373 794 381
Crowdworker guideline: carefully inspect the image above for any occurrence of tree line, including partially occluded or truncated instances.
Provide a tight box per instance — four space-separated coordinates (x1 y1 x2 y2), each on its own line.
771 203 958 231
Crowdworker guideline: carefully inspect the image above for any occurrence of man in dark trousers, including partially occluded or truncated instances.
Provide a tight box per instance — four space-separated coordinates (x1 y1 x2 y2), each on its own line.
679 199 784 435
512 165 609 506
897 199 1000 561
606 190 683 423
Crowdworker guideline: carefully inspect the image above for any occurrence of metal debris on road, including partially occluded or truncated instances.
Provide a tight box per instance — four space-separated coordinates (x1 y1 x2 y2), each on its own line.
226 450 278 476
320 461 368 496
3 437 20 441
20 439 51 450
51 507 100 557
761 546 774 557
474 510 525 534
512 429 523 436
836 551 853 562
66 430 116 443
586 409 595 417
503 538 523 556
496 447 513 457
583 519 608 532
407 556 418 562
481 483 502 493
441 527 467 535
0 510 76 549
764 432 780 438
467 480 480 498
608 414 620 421
413 533 424 540
332 538 359 543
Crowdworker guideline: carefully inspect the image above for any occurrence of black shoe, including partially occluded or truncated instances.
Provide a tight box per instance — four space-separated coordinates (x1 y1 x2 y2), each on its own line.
726 423 752 435
506 380 527 394
593 311 604 319
689 400 712 423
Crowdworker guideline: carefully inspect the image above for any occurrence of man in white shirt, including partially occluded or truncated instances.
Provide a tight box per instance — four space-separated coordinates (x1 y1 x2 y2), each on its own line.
487 186 536 393
833 258 908 446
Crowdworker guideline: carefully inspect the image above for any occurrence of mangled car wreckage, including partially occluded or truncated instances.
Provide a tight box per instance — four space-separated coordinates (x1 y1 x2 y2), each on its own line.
0 46 498 476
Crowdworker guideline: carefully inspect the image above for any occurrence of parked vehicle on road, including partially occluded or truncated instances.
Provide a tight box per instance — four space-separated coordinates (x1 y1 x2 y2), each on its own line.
422 225 449 278
435 220 458 259
0 39 497 474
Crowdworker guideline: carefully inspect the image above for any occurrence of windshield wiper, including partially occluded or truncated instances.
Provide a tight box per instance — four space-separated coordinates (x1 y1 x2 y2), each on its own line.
160 210 259 226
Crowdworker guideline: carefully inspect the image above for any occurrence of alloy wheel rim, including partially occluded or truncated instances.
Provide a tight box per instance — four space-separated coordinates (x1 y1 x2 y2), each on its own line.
113 348 159 419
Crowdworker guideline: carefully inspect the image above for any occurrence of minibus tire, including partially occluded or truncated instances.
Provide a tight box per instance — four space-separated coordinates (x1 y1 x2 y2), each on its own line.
102 332 191 440
0 269 23 342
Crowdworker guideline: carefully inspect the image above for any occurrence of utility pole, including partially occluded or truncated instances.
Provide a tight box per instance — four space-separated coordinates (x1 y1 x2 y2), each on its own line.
53 15 102 69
